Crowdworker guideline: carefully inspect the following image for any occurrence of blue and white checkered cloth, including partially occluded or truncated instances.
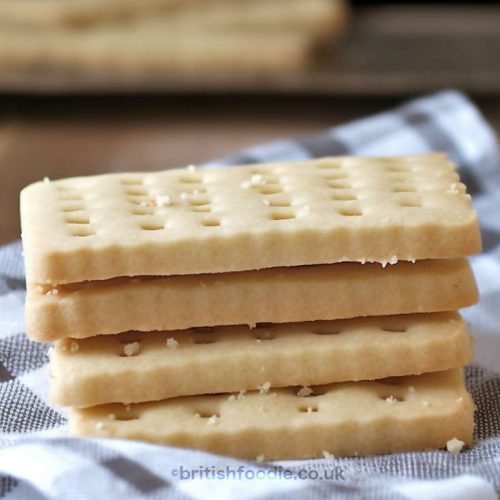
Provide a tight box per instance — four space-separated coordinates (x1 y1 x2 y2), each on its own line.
1 90 499 500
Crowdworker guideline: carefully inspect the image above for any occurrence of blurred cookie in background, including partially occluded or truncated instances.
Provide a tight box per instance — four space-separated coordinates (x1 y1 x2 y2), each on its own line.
0 0 349 74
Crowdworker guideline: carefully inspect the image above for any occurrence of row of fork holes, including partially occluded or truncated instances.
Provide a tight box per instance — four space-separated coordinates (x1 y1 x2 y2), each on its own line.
67 163 420 201
138 216 220 231
117 324 408 354
57 189 96 237
119 169 419 193
318 160 416 175
121 174 204 187
110 378 409 423
269 200 421 219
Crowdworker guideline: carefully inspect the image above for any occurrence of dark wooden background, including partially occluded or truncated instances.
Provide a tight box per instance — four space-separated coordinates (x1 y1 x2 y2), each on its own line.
1 4 499 243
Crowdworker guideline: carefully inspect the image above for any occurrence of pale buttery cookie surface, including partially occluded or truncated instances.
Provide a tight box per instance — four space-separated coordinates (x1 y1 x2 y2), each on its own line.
27 258 478 341
0 30 314 73
0 0 346 74
51 312 472 407
20 153 481 285
69 369 474 460
0 0 345 32
0 0 186 27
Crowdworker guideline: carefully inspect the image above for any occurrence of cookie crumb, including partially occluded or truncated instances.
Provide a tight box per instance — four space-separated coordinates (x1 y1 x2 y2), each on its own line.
123 342 140 357
385 395 397 404
247 323 256 329
388 255 398 265
70 341 79 354
228 395 236 402
250 174 265 185
237 390 246 400
207 415 218 426
297 205 310 217
95 421 104 430
297 386 314 397
166 337 178 349
107 414 116 421
447 438 465 455
256 454 265 462
322 451 335 461
259 382 271 394
43 177 50 184
187 164 197 172
156 194 171 207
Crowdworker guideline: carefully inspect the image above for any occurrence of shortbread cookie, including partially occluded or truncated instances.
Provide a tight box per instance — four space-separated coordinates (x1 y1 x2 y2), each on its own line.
27 258 478 341
0 0 346 38
20 154 481 285
51 312 472 407
130 0 347 40
0 30 314 74
0 0 186 27
69 369 474 459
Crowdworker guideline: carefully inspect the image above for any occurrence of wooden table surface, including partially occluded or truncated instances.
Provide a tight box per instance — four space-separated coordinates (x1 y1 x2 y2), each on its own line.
1 94 499 244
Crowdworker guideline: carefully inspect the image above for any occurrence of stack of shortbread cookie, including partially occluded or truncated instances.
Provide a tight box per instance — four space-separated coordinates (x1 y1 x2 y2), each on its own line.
0 0 348 74
21 153 480 460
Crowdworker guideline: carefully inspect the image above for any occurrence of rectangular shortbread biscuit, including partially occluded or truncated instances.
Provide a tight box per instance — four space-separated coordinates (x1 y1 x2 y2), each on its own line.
0 0 344 36
20 154 481 285
128 0 346 38
51 312 473 408
0 30 314 74
0 0 344 31
0 0 185 27
69 369 474 460
28 258 478 341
